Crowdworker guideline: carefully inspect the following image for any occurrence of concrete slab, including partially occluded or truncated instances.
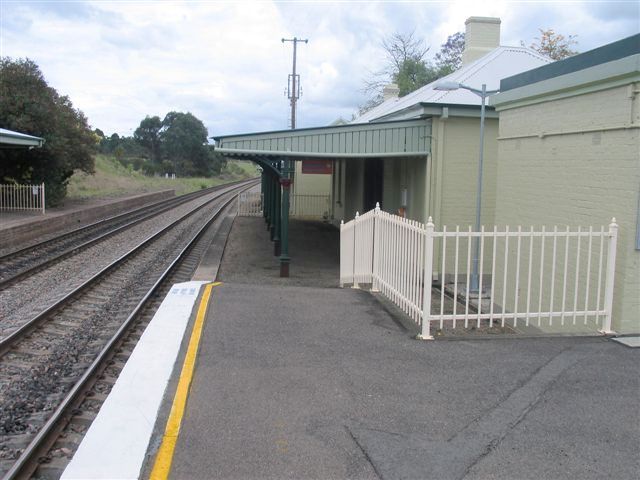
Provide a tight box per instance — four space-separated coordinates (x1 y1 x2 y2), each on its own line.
168 282 640 480
61 281 205 480
612 336 640 348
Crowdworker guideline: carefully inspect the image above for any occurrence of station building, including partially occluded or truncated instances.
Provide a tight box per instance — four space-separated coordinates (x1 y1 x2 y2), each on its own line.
491 34 640 333
217 17 550 227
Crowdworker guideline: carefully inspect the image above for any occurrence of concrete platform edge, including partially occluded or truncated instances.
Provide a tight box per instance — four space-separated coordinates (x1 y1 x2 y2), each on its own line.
60 281 206 480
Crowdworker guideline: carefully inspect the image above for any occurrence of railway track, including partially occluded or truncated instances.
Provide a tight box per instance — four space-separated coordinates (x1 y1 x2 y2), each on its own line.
0 180 257 479
0 180 248 289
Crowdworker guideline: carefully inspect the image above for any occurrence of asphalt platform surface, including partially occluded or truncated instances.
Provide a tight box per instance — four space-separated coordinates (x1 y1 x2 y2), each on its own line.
168 217 639 480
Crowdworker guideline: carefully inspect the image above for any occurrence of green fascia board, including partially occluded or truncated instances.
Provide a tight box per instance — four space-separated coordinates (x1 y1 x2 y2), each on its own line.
501 34 640 92
493 54 640 110
214 118 431 157
211 117 428 141
216 148 429 160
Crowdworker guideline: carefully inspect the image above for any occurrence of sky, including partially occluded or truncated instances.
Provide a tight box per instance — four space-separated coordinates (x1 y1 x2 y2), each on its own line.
1 0 638 139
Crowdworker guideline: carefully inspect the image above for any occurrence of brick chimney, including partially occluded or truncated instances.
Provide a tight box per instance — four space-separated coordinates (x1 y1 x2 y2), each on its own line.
382 83 400 101
461 17 501 65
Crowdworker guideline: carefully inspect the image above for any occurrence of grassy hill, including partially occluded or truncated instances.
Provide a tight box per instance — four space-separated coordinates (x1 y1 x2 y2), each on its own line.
67 155 258 199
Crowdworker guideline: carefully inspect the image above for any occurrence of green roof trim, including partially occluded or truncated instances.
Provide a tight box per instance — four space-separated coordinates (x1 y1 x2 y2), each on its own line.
501 34 640 92
214 118 431 158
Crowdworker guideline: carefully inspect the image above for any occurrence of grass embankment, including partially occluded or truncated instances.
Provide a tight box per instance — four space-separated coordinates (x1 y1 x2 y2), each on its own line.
67 155 258 199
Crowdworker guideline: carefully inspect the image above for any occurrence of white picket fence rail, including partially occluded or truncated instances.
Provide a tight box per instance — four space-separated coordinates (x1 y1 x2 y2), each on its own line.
0 183 45 214
237 191 330 220
290 194 330 219
340 204 618 339
237 191 263 216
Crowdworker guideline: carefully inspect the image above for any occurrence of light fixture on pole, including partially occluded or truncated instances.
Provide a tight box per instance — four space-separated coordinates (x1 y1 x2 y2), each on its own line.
434 80 499 293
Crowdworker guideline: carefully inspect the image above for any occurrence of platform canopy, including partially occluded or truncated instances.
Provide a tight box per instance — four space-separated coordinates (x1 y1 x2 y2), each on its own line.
212 118 431 166
0 128 45 148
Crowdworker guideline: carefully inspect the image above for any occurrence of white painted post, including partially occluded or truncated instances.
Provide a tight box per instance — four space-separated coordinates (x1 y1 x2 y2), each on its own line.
371 202 381 292
339 219 345 288
352 212 360 289
41 183 45 214
601 218 618 334
419 216 435 340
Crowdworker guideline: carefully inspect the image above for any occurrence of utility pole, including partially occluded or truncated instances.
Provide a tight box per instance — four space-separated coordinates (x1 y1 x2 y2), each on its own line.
282 36 308 129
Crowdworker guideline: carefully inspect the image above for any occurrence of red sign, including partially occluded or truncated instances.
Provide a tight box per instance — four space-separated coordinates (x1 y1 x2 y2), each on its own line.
301 159 333 174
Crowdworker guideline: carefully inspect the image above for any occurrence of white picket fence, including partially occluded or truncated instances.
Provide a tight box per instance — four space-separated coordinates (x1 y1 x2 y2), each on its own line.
237 192 330 220
340 205 618 339
0 183 45 214
290 194 330 219
237 191 263 216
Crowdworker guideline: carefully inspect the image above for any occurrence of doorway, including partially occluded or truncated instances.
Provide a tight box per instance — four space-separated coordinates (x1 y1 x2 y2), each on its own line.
363 158 383 212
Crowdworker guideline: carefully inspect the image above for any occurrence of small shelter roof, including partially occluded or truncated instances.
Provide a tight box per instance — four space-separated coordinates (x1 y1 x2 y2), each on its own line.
354 46 550 123
0 128 45 148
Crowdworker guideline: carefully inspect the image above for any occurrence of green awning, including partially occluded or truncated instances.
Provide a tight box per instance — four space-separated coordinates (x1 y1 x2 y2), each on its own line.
213 118 431 160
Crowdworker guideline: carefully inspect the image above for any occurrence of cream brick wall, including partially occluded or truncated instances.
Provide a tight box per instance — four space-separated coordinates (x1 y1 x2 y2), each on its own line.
439 117 499 229
495 83 640 333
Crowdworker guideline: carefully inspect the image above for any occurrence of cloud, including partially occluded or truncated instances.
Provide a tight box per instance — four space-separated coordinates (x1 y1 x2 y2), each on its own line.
1 1 637 137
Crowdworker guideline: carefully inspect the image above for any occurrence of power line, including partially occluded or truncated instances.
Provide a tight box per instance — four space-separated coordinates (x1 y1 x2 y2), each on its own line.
281 36 308 129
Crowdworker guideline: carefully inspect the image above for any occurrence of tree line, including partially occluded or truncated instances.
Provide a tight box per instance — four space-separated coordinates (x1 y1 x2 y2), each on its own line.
0 57 225 205
96 112 226 178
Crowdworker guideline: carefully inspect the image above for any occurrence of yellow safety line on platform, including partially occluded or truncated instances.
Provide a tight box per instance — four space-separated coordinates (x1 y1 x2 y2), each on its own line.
149 281 221 480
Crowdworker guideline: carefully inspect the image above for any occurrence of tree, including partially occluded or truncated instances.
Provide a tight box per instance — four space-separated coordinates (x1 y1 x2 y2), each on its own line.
359 31 466 115
434 32 465 76
0 57 96 205
160 112 210 176
395 58 437 97
134 115 162 164
361 31 431 108
528 28 578 60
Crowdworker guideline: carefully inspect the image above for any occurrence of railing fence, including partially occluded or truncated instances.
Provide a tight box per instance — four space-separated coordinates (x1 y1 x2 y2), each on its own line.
0 183 45 214
290 194 330 219
237 191 330 220
237 191 263 216
340 204 618 339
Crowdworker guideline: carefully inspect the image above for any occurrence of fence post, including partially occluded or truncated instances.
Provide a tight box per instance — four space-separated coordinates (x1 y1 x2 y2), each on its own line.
601 217 618 334
352 212 360 289
419 216 435 340
371 202 381 292
41 182 45 214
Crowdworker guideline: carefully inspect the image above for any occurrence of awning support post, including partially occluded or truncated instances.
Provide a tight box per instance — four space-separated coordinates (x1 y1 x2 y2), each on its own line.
273 177 281 256
279 159 292 277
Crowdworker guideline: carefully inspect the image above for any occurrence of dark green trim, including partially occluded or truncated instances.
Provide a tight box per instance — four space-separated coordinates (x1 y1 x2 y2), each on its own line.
501 34 640 92
211 117 429 141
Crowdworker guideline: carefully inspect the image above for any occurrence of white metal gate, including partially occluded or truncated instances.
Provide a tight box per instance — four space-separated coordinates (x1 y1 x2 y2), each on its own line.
0 183 45 214
340 205 618 339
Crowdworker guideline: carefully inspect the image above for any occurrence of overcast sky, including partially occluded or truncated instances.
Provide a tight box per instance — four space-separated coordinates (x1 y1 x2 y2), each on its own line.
1 1 638 138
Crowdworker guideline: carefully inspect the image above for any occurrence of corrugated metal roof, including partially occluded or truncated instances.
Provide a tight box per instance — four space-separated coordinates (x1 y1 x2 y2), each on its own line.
354 46 551 123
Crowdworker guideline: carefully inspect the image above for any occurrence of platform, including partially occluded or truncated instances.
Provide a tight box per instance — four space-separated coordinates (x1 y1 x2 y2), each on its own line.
64 217 639 480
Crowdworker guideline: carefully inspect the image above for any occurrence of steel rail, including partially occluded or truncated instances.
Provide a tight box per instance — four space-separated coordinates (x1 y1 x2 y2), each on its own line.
1 185 248 480
0 178 253 264
0 179 255 290
0 181 255 357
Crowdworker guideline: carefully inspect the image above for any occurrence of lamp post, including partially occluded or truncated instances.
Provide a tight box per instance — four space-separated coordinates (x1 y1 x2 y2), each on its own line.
434 81 499 293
